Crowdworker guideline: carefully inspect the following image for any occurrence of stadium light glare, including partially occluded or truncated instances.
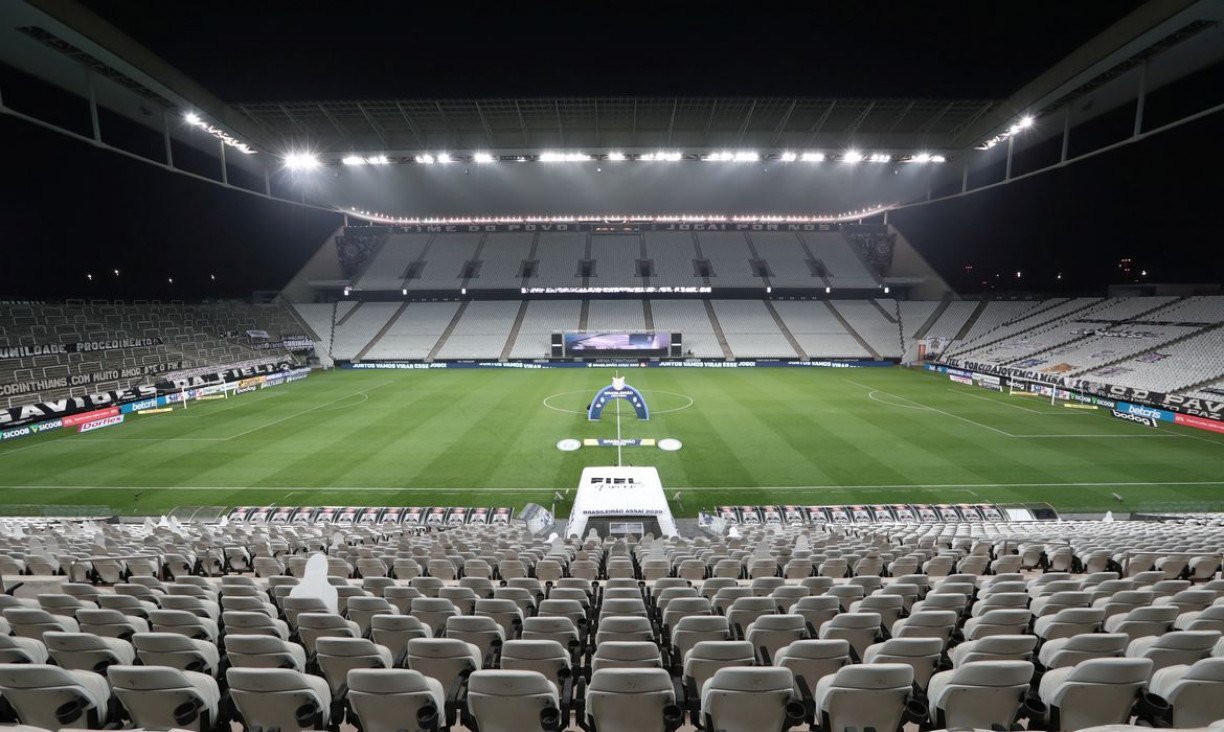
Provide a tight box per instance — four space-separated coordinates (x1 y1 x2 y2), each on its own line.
608 152 627 161
284 152 320 171
825 286 831 294
437 152 454 164
341 155 364 166
473 152 495 163
86 273 92 281
913 153 932 163
779 152 797 162
843 150 864 163
415 154 436 164
183 111 256 154
800 152 825 162
868 153 891 163
1019 115 1035 128
343 287 351 297
930 154 947 163
641 151 682 162
540 151 591 162
402 288 408 295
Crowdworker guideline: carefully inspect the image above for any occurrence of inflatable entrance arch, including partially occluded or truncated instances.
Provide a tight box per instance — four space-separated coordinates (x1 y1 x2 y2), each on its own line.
587 376 649 421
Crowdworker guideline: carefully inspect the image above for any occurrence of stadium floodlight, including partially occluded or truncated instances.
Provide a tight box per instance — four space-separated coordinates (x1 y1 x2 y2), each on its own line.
735 151 759 162
183 111 256 154
779 152 797 162
367 155 390 165
930 154 947 163
167 277 174 284
284 152 320 171
184 112 201 125
608 152 627 161
86 273 92 281
473 152 495 164
825 286 832 294
868 153 891 163
415 154 436 164
800 152 825 162
540 151 591 162
641 151 682 162
1019 115 1035 128
437 152 454 164
883 286 890 294
343 286 351 297
113 269 119 276
341 155 364 166
842 150 864 163
401 288 408 295
912 153 932 163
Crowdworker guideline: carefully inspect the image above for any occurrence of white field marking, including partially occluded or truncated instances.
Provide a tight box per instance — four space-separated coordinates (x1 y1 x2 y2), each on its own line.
1154 424 1224 448
854 379 1185 440
219 381 394 440
848 379 1013 436
5 480 1224 493
172 390 288 418
952 389 1084 415
615 397 622 467
542 389 695 415
867 391 934 411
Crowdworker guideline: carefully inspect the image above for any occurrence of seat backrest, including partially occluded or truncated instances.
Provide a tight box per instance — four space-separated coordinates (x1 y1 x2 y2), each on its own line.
701 666 795 732
467 670 559 732
818 663 914 732
347 669 443 732
592 641 662 672
0 662 110 729
109 664 218 732
499 640 570 682
586 668 676 732
226 667 331 731
1043 657 1153 731
406 638 483 692
683 640 755 691
224 634 305 670
931 660 1033 730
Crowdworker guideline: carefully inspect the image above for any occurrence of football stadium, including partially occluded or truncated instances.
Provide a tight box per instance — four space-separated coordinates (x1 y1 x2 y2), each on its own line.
0 1 1223 730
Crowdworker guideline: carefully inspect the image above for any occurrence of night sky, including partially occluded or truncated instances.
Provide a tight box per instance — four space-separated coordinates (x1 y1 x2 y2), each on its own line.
2 1 1221 299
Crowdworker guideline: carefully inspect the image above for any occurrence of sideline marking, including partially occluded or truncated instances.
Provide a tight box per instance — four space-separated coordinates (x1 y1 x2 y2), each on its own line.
2 480 1223 493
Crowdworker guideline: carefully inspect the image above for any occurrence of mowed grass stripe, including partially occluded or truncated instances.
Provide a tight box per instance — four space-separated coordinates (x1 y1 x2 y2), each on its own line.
0 367 1220 515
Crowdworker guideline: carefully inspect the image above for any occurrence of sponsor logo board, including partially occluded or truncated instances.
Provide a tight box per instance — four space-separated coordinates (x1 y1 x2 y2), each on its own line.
78 414 124 433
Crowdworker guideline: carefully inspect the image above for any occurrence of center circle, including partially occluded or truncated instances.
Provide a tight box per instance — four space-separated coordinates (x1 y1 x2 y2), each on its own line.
542 389 694 415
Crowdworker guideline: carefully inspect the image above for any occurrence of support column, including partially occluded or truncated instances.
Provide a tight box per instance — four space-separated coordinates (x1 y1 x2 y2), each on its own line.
1060 107 1071 163
1133 61 1148 137
1004 134 1015 181
219 138 228 185
86 71 101 143
961 162 969 193
163 111 174 168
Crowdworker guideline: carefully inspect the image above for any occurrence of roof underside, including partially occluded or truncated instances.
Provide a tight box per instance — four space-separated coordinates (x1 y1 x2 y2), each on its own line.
231 97 1001 154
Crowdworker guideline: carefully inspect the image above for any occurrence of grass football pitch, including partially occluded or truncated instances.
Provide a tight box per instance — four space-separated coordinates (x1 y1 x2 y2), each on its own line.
1 366 1222 517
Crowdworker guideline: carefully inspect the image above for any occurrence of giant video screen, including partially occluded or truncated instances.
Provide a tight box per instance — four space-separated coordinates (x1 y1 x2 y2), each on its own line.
563 331 668 357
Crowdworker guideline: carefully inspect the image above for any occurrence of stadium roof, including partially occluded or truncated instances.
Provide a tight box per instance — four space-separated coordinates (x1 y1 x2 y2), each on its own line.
229 96 1003 155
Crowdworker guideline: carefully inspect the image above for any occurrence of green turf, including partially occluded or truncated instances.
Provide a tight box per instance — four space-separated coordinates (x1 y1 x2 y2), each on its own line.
1 366 1222 517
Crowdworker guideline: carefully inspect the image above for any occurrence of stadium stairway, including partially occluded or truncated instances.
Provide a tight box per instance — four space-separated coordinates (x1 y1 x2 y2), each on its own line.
996 297 1197 370
459 232 489 291
499 302 531 362
949 298 1104 358
703 299 734 359
951 300 991 342
642 299 655 330
764 300 808 360
912 300 952 341
578 300 590 331
354 302 410 362
425 301 470 362
824 301 880 359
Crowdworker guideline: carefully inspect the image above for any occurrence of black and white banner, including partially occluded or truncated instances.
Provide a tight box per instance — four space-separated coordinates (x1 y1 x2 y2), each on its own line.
0 337 163 360
0 385 158 428
157 361 296 391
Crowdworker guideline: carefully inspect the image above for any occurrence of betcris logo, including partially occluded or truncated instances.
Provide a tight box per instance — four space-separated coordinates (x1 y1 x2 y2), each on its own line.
1119 402 1174 423
120 399 158 414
